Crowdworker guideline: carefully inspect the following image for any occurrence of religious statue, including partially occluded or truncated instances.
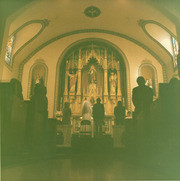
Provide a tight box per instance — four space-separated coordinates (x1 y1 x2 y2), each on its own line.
68 70 77 92
88 65 97 83
35 74 41 84
109 72 117 94
34 73 44 85
146 78 152 88
31 71 45 96
146 78 156 96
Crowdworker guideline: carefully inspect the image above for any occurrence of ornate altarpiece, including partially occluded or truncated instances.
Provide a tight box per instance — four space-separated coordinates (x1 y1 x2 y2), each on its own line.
59 43 127 117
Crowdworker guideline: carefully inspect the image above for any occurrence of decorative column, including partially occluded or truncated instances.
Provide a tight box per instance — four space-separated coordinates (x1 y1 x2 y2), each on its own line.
103 48 108 115
117 61 122 101
76 48 82 103
104 48 108 96
64 61 69 102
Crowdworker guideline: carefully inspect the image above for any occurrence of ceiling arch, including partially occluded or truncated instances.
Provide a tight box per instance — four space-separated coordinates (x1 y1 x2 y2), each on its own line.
18 29 167 82
2 0 179 83
10 19 49 68
6 0 176 68
138 19 178 59
54 37 133 114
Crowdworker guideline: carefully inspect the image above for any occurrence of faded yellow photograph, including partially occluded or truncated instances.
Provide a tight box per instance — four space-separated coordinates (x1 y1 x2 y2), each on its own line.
0 0 180 180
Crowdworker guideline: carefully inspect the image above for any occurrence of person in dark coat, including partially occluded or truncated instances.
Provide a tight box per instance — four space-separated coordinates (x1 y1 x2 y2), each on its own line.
30 83 48 117
132 76 153 120
62 102 71 125
93 98 105 135
29 83 48 155
114 101 125 125
132 76 153 141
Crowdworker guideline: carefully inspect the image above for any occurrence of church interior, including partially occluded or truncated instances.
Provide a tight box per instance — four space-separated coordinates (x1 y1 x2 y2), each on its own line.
0 0 180 180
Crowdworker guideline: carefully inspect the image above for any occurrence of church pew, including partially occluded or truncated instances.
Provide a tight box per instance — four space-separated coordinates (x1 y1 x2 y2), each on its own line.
0 80 27 156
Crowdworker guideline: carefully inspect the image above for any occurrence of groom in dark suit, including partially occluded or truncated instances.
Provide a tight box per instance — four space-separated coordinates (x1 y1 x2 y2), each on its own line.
93 98 105 135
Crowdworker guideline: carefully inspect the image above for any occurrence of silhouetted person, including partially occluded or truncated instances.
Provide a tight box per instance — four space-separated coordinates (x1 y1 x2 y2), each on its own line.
132 76 153 142
168 77 180 155
30 83 48 116
10 78 23 100
3 79 26 154
168 77 179 105
166 78 180 124
29 83 48 155
62 102 71 125
93 98 105 135
114 101 125 125
132 76 153 120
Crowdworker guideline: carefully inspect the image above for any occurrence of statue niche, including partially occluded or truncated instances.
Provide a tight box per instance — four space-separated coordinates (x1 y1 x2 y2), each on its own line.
88 65 97 84
109 71 117 95
82 60 103 105
140 65 157 97
30 63 46 97
68 69 77 94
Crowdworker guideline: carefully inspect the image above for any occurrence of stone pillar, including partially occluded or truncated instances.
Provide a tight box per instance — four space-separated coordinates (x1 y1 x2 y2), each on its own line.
117 62 122 101
64 61 69 102
77 49 82 103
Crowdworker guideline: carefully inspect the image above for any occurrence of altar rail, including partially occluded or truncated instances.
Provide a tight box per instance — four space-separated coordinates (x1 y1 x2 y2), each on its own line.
71 115 114 135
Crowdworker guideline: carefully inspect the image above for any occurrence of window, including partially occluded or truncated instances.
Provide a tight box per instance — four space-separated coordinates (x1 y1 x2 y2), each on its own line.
5 35 15 65
144 22 179 69
171 36 179 68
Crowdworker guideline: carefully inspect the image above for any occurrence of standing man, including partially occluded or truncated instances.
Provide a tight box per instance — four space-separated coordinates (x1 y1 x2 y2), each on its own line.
114 101 125 125
93 98 105 136
132 76 153 139
62 102 71 125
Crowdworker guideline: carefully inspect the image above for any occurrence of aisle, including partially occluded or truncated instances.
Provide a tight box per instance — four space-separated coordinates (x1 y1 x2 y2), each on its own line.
2 154 165 181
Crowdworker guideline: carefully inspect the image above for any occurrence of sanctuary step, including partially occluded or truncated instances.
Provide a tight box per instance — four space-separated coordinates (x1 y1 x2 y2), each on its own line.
71 134 113 153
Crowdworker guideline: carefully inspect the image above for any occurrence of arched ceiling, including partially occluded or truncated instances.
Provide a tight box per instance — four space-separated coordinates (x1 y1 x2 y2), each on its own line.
2 0 180 69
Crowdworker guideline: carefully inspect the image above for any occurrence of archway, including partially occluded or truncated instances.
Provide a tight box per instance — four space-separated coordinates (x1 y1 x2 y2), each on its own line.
139 63 158 97
56 40 129 116
28 62 48 98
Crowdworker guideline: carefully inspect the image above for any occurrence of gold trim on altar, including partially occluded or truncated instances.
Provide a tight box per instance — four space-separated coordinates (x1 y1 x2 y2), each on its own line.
61 43 125 116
